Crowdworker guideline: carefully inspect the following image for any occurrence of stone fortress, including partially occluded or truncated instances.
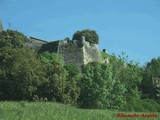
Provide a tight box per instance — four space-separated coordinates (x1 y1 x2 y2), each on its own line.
29 36 102 69
0 20 108 68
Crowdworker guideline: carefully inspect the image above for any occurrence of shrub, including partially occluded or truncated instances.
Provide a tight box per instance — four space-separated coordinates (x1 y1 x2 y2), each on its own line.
72 29 99 44
123 99 160 112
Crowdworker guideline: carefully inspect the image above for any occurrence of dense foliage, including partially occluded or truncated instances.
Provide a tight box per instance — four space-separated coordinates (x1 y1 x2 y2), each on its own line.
72 29 99 44
0 30 159 112
35 52 80 104
0 47 43 100
79 62 126 109
0 30 42 100
140 57 160 102
0 30 28 48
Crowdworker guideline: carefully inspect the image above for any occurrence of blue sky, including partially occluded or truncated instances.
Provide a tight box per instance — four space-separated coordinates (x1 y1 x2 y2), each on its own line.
0 0 160 65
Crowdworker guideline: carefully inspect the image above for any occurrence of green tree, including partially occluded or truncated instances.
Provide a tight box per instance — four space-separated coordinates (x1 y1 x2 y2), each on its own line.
37 52 80 104
78 62 124 109
65 64 80 80
140 57 160 101
37 52 66 102
0 30 28 48
0 30 43 100
106 52 144 111
72 29 99 44
110 53 142 100
64 64 81 104
0 47 43 100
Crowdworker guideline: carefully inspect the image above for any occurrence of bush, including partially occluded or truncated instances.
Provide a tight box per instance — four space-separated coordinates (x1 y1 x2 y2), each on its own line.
123 99 160 112
72 29 99 44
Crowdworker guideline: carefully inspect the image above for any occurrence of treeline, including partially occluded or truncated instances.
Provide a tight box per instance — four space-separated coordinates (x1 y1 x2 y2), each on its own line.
0 30 159 112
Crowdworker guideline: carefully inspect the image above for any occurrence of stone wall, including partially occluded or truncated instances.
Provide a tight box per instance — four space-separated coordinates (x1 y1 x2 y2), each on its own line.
38 39 101 69
39 41 59 53
28 37 47 51
83 42 100 64
57 40 100 68
57 40 84 68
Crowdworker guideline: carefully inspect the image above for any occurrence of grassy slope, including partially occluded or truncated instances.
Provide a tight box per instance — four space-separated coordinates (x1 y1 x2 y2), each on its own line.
0 102 159 120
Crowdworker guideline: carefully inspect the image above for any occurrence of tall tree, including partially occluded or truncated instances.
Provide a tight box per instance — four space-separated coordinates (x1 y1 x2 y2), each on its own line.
37 52 80 104
78 62 126 109
0 47 43 100
141 57 160 101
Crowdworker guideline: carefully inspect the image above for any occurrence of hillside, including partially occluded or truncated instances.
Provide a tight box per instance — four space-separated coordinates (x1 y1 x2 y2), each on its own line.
0 102 159 120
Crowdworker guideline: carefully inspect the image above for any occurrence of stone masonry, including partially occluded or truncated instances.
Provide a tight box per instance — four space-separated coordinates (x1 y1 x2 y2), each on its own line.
36 37 101 69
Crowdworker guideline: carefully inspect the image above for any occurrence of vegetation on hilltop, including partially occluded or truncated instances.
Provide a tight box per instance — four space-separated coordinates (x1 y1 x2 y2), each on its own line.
0 30 28 48
0 30 160 112
72 29 99 44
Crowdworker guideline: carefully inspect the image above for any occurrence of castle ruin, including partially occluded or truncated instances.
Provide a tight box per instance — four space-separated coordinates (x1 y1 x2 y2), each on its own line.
29 36 101 68
0 21 104 68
